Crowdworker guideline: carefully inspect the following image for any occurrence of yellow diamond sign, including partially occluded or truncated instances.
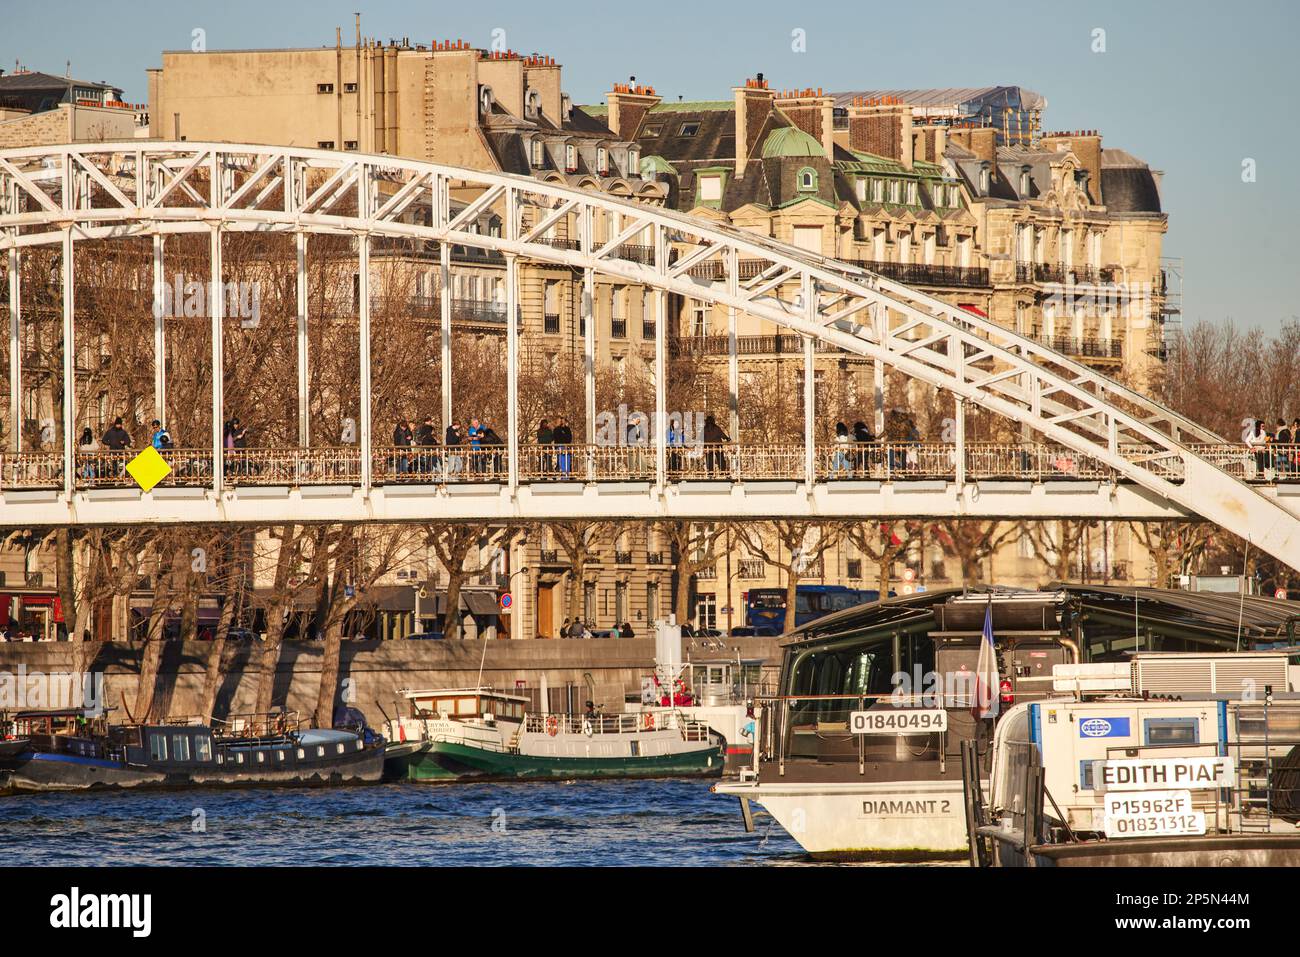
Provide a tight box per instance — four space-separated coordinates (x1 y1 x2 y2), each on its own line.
126 446 172 492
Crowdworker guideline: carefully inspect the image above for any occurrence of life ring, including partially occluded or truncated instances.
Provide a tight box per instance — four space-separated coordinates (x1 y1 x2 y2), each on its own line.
546 715 559 737
582 719 593 737
641 713 656 731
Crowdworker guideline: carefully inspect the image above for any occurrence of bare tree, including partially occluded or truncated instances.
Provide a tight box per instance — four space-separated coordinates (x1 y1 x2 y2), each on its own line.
733 521 845 633
652 520 729 623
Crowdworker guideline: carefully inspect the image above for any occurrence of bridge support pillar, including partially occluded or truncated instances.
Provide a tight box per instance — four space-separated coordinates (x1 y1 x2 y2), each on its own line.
654 224 667 493
803 275 816 489
955 396 966 490
727 247 739 445
153 233 166 426
872 303 885 437
61 228 74 499
506 252 519 493
210 225 223 496
440 241 452 433
7 243 19 453
295 231 309 447
583 266 595 443
358 233 372 493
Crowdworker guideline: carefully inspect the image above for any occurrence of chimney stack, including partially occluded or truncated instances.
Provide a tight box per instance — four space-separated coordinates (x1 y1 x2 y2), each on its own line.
605 81 661 141
846 97 912 169
774 87 834 157
948 124 997 165
734 74 775 179
1041 129 1103 205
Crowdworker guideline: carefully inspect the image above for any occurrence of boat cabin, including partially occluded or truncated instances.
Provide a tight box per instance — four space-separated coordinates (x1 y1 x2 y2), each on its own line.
401 689 528 724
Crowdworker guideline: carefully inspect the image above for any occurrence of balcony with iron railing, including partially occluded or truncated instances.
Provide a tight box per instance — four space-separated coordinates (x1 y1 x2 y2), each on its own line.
848 260 990 288
1031 333 1123 362
1016 262 1118 286
669 333 835 358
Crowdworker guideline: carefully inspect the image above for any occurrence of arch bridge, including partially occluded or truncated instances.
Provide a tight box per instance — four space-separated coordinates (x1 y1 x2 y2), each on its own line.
0 142 1295 569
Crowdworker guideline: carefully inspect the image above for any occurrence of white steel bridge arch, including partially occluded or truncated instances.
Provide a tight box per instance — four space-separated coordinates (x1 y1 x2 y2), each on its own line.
0 142 1294 569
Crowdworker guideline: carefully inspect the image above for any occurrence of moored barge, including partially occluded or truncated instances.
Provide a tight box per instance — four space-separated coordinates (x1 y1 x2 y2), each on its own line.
0 709 385 793
384 687 725 781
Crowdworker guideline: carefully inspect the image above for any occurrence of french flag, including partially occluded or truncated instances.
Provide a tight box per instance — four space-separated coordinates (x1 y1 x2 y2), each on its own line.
972 600 1000 720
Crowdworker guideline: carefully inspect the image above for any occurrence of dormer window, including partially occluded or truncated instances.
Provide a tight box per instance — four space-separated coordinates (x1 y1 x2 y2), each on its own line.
978 164 991 193
905 181 918 204
565 143 577 172
678 122 700 137
560 93 572 121
526 89 541 119
855 178 867 202
872 179 884 202
888 181 900 204
798 167 817 192
531 140 545 168
699 174 723 203
479 85 494 116
597 147 609 175
1019 166 1031 196
628 149 639 174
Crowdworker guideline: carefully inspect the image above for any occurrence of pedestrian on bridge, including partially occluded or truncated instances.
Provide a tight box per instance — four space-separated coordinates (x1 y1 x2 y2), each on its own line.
392 419 413 474
703 415 729 476
537 419 554 476
831 422 852 478
415 415 437 474
468 418 484 475
445 421 464 479
554 417 573 477
78 427 98 480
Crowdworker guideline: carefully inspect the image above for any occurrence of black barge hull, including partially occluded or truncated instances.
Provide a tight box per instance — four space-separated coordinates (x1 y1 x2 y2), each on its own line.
0 744 385 794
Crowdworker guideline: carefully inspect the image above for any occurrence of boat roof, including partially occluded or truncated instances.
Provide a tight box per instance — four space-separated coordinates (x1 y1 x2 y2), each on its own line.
399 687 529 703
778 584 1300 653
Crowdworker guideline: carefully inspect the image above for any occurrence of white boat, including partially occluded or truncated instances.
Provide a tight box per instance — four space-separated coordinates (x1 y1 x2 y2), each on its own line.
383 687 724 782
970 659 1300 866
624 650 770 772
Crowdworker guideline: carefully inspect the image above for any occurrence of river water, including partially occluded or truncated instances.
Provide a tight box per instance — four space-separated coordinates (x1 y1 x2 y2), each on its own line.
0 779 826 866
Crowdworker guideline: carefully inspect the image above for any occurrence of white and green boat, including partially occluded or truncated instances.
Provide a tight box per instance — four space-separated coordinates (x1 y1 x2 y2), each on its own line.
383 687 725 782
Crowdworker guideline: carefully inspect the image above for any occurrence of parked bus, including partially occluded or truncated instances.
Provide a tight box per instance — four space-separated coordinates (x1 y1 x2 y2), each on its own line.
743 584 889 635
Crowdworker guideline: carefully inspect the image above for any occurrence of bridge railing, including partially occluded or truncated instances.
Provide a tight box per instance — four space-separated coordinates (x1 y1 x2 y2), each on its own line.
0 451 63 488
6 443 1298 492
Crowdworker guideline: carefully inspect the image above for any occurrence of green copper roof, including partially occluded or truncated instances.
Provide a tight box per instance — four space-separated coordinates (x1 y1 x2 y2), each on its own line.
647 100 733 112
640 154 677 176
761 125 825 158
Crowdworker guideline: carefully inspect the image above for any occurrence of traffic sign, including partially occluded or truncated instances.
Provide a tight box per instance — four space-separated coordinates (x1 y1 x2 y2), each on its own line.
500 593 512 610
1276 587 1289 600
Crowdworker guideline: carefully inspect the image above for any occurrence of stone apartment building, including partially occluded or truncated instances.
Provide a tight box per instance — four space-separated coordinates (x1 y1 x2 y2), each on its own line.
2 40 1177 640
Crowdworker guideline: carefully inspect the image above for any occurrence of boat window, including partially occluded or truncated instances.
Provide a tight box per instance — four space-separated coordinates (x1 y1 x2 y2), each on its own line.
455 697 476 715
195 736 212 762
1144 717 1199 747
317 746 325 757
149 734 167 761
257 751 266 763
171 735 191 762
277 750 286 762
236 752 245 764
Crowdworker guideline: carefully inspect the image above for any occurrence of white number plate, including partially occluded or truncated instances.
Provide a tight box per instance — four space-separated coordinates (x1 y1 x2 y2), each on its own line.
849 709 947 734
1103 789 1206 839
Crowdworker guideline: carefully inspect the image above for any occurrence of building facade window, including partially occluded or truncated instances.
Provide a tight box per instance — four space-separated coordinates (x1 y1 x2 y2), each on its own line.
798 167 818 191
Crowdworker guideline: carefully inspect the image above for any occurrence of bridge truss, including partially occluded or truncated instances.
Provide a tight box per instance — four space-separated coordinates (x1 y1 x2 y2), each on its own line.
0 142 1292 568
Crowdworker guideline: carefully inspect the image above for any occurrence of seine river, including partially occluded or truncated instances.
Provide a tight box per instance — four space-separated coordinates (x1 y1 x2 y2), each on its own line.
0 779 832 866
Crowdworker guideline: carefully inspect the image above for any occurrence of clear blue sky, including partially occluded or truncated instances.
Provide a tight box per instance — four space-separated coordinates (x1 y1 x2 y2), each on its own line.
5 0 1297 331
